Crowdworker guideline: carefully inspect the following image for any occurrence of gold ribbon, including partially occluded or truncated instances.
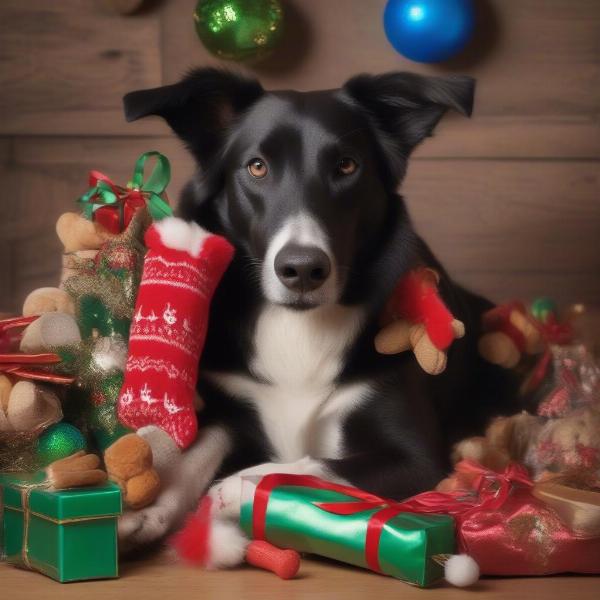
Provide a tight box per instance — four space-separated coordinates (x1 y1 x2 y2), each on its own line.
16 481 50 570
6 480 119 573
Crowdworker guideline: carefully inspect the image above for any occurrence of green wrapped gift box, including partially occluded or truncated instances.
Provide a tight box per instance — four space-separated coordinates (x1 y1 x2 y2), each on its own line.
0 472 121 582
240 474 455 587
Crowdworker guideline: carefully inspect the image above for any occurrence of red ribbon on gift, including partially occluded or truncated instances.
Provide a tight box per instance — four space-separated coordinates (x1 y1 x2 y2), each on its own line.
84 171 147 234
252 462 532 573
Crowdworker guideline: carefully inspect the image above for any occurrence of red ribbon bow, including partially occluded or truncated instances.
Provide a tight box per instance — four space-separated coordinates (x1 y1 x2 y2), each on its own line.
85 171 147 234
252 461 532 574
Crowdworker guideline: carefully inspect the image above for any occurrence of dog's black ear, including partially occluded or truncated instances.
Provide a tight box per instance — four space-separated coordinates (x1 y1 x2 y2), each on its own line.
123 68 264 164
342 72 475 155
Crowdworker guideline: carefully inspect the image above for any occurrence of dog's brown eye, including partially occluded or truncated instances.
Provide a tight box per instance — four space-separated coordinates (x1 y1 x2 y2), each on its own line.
337 157 358 176
247 158 268 178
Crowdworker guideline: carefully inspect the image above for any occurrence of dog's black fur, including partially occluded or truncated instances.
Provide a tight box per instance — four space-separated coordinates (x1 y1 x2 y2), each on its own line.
124 69 523 499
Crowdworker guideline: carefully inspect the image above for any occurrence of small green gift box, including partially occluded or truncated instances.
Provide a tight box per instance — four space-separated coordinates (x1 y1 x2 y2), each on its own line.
240 474 455 587
0 473 121 582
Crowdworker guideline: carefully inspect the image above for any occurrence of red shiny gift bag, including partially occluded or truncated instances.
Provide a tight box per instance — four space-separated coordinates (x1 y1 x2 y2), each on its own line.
398 460 600 576
454 462 600 575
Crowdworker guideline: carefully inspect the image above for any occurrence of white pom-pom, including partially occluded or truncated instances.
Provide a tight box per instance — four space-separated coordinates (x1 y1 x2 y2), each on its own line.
444 554 480 587
154 217 210 257
205 518 249 570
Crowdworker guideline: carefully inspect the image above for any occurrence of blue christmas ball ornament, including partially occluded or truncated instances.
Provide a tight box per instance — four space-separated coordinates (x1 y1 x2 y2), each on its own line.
383 0 475 63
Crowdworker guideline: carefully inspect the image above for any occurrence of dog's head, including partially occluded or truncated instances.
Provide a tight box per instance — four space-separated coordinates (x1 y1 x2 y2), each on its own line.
124 69 474 309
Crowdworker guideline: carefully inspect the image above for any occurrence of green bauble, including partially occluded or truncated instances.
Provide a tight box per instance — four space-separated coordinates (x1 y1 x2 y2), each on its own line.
79 295 131 340
35 423 86 466
531 297 557 324
194 0 284 62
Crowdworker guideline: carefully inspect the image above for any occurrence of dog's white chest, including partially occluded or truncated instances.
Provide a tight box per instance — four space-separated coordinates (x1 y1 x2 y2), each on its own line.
210 304 366 461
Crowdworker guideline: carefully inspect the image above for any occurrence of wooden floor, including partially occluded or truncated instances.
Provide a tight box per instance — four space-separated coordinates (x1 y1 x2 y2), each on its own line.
2 555 599 600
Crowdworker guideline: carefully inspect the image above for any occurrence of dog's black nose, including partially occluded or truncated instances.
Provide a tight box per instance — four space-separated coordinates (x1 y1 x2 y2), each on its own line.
274 244 331 292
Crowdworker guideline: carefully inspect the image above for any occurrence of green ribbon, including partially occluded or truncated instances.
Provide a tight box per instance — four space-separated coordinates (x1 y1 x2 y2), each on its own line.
78 180 119 222
128 151 173 221
78 151 173 224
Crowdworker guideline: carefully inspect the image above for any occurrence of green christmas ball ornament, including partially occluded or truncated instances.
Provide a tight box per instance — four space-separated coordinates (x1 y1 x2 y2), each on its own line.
35 423 87 466
194 0 284 62
531 297 558 323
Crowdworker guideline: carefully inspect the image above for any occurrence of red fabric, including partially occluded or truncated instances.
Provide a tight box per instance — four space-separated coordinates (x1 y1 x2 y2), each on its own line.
170 495 213 565
481 302 528 353
453 463 600 575
117 224 234 448
538 315 573 346
385 270 455 350
88 171 147 234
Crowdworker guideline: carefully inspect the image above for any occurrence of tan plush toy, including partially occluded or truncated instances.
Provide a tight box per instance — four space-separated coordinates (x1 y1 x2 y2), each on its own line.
22 213 116 317
450 412 542 474
376 318 465 375
0 375 63 433
440 405 600 490
103 433 161 509
46 450 108 490
478 302 544 369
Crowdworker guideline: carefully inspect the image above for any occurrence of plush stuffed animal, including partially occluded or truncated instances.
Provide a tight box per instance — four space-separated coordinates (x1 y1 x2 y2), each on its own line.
375 267 465 375
45 450 108 490
22 213 117 317
441 412 542 489
442 404 600 492
477 302 544 369
0 376 62 433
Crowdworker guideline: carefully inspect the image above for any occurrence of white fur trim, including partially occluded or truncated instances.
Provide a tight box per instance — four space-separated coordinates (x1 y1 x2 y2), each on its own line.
444 554 480 587
205 518 248 570
154 217 211 258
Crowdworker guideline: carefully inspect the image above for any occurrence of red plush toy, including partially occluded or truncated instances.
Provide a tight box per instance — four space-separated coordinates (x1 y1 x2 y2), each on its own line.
375 267 465 374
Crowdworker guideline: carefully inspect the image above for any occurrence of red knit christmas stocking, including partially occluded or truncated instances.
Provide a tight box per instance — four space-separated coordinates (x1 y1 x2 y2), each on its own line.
118 218 234 449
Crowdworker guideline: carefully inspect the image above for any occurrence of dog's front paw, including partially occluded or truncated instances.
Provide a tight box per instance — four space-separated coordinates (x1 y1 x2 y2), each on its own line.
118 504 175 553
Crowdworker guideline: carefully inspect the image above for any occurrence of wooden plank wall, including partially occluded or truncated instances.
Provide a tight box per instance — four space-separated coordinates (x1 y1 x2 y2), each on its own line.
0 0 598 313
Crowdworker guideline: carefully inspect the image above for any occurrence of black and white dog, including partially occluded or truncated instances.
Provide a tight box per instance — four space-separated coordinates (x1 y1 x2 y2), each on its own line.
118 69 521 549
